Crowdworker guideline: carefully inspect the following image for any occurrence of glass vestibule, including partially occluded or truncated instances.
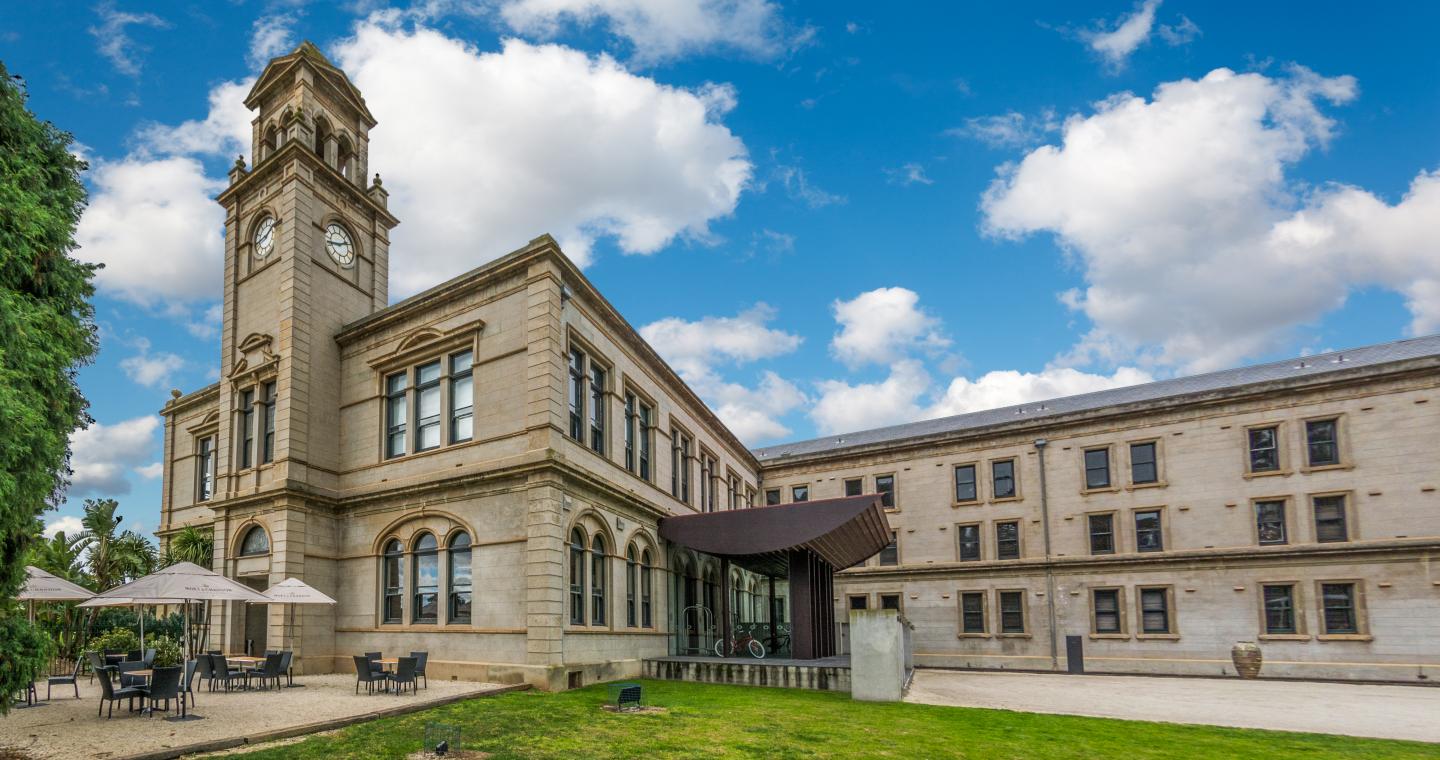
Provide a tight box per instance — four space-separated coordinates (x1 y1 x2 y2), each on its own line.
670 552 791 658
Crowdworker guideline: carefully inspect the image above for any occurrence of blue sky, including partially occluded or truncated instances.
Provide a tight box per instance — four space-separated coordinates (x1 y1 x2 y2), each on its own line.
5 0 1438 540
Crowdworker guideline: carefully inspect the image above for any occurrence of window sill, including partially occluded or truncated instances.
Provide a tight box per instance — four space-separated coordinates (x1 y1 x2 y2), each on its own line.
1126 481 1167 491
1089 633 1130 640
957 633 992 639
987 496 1022 505
1318 633 1372 642
1136 633 1180 641
1258 634 1311 641
1300 463 1351 474
951 500 982 508
997 632 1031 639
565 626 616 634
1242 469 1291 480
1080 486 1120 496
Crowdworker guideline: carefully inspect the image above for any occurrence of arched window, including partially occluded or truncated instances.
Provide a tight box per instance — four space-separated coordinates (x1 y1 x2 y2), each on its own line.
640 549 653 628
239 525 269 556
261 125 278 161
448 532 472 624
625 545 638 628
313 116 331 162
382 539 403 623
703 566 718 623
590 534 607 626
336 135 354 182
568 529 585 625
412 532 439 623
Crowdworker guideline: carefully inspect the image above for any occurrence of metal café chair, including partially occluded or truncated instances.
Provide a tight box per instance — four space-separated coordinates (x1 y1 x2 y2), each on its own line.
389 657 419 696
95 667 146 719
143 667 183 718
353 655 386 695
47 658 83 700
409 651 429 689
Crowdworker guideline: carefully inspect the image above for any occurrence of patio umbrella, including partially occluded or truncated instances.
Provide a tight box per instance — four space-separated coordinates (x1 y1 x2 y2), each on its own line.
254 578 336 686
19 565 93 621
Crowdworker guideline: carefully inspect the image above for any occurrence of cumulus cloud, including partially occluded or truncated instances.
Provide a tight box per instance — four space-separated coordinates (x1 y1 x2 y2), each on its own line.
830 287 949 368
135 462 165 479
336 23 752 293
248 14 299 69
640 304 805 442
119 337 186 388
89 2 169 77
44 515 85 539
981 66 1440 372
929 366 1153 417
495 0 803 64
810 360 930 435
1074 0 1198 70
68 416 161 497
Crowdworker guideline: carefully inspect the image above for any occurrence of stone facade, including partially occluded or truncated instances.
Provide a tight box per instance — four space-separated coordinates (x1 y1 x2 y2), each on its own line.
158 44 1439 690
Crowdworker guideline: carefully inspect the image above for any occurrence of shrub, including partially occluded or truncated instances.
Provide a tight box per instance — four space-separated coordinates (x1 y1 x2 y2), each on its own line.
89 626 140 655
150 635 183 668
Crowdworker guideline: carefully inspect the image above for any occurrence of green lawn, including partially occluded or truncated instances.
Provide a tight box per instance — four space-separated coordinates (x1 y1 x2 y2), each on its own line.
235 679 1440 760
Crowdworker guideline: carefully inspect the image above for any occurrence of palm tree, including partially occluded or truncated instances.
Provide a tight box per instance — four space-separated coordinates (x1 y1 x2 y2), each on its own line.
162 526 213 568
23 530 92 659
77 498 156 591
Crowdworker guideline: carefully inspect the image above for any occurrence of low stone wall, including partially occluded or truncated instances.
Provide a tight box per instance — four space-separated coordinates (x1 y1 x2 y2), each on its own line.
643 659 851 691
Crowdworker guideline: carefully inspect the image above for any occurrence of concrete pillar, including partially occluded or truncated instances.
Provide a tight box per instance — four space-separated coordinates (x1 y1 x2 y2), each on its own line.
850 609 906 702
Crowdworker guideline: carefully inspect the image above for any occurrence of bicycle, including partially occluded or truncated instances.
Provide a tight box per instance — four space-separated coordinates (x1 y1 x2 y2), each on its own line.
714 631 766 659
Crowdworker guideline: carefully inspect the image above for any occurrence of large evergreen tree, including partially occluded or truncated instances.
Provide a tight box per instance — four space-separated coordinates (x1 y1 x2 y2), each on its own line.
0 62 99 711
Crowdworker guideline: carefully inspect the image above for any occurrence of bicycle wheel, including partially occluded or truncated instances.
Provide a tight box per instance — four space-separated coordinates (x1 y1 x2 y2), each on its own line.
747 639 765 659
713 639 725 658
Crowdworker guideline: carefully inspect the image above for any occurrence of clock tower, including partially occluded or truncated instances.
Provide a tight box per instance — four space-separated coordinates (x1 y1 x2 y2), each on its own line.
213 41 399 509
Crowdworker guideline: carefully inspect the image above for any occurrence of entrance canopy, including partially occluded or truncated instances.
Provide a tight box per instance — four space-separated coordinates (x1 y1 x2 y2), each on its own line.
659 494 891 577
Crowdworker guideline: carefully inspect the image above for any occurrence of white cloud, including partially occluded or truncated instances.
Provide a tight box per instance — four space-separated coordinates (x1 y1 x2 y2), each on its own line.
135 462 165 479
336 23 752 293
980 66 1440 372
929 366 1153 417
640 304 805 442
1081 0 1160 69
44 515 85 539
948 109 1058 149
68 416 161 497
885 162 933 186
135 78 254 158
772 164 845 208
119 337 186 388
186 303 225 340
1158 16 1201 46
89 2 169 77
830 287 949 368
76 155 226 308
248 14 299 69
810 360 929 435
495 0 800 64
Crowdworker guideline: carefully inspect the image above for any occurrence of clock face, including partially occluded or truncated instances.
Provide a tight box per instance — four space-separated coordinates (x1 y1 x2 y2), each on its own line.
253 216 276 259
324 223 355 268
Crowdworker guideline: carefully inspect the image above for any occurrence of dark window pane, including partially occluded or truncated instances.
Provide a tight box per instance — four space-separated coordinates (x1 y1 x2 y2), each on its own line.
568 348 585 442
961 593 986 633
875 475 895 508
844 478 862 497
849 596 868 610
1135 510 1163 552
954 465 977 502
1256 501 1287 545
1248 427 1279 472
792 485 809 503
996 522 1020 560
1306 419 1340 467
1313 495 1348 543
1130 442 1157 484
1263 585 1296 634
764 489 781 506
1088 514 1115 555
999 591 1024 633
879 533 898 566
958 525 981 561
1084 448 1111 489
1321 583 1358 634
992 460 1016 499
879 594 901 611
1140 588 1169 634
1093 589 1121 633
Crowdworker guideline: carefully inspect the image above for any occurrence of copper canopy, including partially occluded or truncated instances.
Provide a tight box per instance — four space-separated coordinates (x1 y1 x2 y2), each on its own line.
659 495 891 575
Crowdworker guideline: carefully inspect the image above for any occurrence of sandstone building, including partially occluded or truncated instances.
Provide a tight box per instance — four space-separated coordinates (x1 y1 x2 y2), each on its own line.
158 44 1439 689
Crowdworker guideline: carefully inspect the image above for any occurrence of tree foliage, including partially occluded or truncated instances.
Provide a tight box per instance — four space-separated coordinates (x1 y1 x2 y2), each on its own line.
0 62 99 712
78 498 157 591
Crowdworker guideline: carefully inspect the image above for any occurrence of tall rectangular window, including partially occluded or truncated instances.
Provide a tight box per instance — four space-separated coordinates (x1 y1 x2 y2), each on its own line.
1084 448 1111 489
764 488 781 506
1248 426 1279 472
700 454 715 512
415 361 442 451
260 381 276 464
878 532 898 566
238 389 255 469
1306 418 1340 467
567 348 586 442
1140 588 1170 634
1263 584 1297 634
671 430 692 503
957 524 981 561
1130 441 1157 484
589 364 606 454
875 474 896 508
1321 582 1358 634
954 464 977 502
991 459 1016 499
1134 510 1163 552
385 372 407 458
1088 514 1115 555
637 402 652 481
1255 500 1287 545
623 392 637 473
791 484 809 503
449 350 474 443
196 436 215 501
383 546 403 624
1313 494 1348 543
998 591 1025 633
844 478 863 497
960 592 986 634
996 521 1020 560
1093 589 1122 634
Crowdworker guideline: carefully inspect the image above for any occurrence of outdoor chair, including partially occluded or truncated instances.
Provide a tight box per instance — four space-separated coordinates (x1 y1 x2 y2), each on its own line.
86 651 113 685
353 655 387 695
95 667 146 719
47 658 83 699
142 648 156 666
364 651 384 675
278 650 294 687
409 651 429 689
116 660 148 689
127 649 142 662
390 656 418 696
194 652 214 693
251 653 285 691
144 666 183 718
180 658 199 709
208 654 245 692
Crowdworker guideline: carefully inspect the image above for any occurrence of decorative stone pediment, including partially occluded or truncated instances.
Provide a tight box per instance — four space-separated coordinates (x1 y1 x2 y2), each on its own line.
368 318 485 370
230 332 280 386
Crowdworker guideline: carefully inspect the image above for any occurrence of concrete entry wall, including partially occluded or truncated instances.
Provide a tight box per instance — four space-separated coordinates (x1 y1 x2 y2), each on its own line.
850 609 911 701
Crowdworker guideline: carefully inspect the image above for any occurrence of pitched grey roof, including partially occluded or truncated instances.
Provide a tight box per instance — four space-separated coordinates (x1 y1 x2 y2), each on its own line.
753 334 1440 461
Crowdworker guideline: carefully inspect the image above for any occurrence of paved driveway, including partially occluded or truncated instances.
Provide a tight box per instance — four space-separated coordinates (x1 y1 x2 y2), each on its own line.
905 669 1440 743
